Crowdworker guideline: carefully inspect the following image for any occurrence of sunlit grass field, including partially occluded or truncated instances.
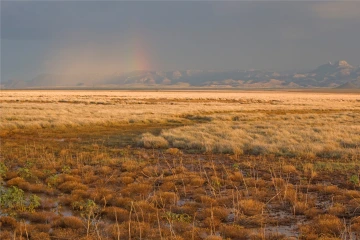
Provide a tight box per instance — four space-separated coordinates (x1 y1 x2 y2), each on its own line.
0 90 359 239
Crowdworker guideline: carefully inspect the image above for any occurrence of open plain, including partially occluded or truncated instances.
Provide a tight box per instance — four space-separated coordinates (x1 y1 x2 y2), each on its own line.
0 90 360 240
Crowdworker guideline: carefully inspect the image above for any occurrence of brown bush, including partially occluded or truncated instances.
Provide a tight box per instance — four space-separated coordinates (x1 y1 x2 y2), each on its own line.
20 211 58 224
142 166 161 177
58 181 88 193
133 201 158 223
204 235 223 240
154 191 179 207
120 176 135 185
238 199 264 216
313 214 343 237
59 174 81 183
216 195 234 207
293 201 309 215
198 195 217 207
120 221 154 239
111 197 132 209
321 185 341 195
283 186 297 204
220 224 250 240
328 203 346 216
52 216 83 229
89 187 114 204
139 133 169 149
71 189 91 201
6 176 26 186
103 207 129 222
50 228 82 239
203 216 221 229
282 164 297 174
229 172 243 182
0 231 13 240
0 216 18 230
160 181 176 191
345 190 360 198
120 183 152 198
97 166 113 175
16 223 36 237
272 177 286 189
165 148 182 155
33 223 51 233
27 183 48 193
304 207 322 219
173 203 199 216
351 216 360 233
204 207 229 222
30 231 51 240
106 223 127 239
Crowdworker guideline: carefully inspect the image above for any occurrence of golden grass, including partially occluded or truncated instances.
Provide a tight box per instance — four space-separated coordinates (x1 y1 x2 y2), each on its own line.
1 90 359 131
1 90 359 159
1 90 359 239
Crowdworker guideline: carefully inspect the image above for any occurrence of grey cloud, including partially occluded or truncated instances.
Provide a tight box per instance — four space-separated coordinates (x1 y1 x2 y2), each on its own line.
311 2 360 20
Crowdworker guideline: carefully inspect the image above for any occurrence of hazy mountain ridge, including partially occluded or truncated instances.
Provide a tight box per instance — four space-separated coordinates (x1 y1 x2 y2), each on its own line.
3 60 360 89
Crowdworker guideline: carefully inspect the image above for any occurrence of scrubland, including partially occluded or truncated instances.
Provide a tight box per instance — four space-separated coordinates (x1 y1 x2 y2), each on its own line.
0 90 360 239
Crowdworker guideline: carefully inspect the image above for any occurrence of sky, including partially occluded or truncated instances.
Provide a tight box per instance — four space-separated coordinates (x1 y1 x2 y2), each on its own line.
2 1 360 81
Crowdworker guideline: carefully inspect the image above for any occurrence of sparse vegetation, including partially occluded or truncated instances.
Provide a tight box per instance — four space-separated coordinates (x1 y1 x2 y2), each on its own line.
0 90 359 239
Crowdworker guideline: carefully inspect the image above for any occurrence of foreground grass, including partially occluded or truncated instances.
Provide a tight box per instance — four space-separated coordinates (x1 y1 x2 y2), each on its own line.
0 90 359 239
1 131 360 240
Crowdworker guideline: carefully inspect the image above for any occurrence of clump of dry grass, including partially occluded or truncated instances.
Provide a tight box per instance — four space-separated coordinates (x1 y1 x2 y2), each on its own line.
139 133 169 148
52 216 84 229
328 203 346 216
238 199 265 216
103 207 129 222
0 216 18 230
57 181 88 193
300 214 344 238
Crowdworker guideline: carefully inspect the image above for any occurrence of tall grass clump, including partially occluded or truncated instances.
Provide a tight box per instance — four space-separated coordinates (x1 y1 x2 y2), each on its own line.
138 133 169 148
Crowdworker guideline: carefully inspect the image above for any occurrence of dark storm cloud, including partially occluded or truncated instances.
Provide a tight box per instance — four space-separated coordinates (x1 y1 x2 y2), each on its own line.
1 1 360 81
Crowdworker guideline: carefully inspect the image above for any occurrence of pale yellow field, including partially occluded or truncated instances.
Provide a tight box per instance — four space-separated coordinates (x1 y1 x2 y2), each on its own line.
1 90 359 130
1 90 359 158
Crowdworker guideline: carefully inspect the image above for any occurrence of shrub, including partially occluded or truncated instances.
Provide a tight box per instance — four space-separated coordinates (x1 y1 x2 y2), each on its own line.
0 216 18 230
204 235 223 240
28 231 51 240
120 183 152 198
58 181 88 193
0 186 31 212
220 224 249 239
165 148 182 155
139 133 169 148
313 214 343 237
154 191 178 206
282 164 297 174
103 207 129 222
119 176 135 184
238 199 264 216
0 162 8 180
20 211 58 224
328 203 346 216
52 216 83 229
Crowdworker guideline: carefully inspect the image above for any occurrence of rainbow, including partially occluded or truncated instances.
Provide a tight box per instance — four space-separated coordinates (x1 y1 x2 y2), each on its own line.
128 32 151 71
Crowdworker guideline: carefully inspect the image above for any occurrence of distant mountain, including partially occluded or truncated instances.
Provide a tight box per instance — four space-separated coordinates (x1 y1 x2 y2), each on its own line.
2 79 29 89
291 60 356 87
336 79 360 89
3 60 360 89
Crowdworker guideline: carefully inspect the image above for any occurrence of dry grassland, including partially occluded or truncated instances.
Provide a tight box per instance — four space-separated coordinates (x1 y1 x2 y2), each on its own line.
0 90 360 239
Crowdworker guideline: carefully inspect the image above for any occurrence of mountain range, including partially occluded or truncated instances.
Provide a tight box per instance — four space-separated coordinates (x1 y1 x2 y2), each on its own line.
2 60 360 89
